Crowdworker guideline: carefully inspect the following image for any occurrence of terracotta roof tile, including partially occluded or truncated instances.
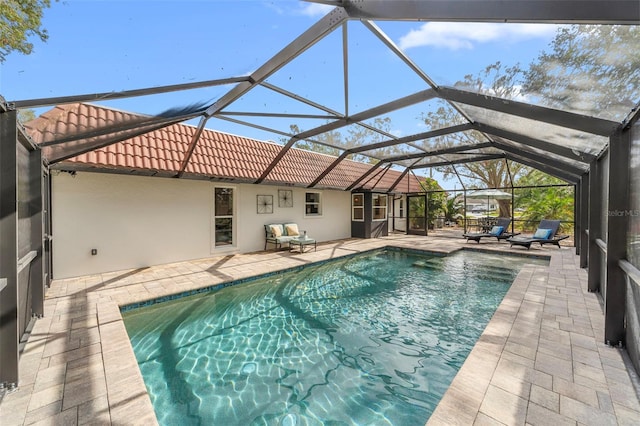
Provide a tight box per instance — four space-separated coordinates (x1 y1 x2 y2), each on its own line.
25 103 424 192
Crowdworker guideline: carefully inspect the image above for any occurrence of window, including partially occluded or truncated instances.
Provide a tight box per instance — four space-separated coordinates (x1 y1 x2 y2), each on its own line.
305 191 322 216
372 194 387 221
352 193 364 221
399 199 404 218
213 187 234 247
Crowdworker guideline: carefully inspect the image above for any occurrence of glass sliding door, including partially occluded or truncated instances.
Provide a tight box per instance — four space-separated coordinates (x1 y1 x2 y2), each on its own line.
214 187 234 247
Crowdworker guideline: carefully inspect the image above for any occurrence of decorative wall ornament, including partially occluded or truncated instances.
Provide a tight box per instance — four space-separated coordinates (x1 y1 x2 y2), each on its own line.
278 189 293 208
257 195 273 214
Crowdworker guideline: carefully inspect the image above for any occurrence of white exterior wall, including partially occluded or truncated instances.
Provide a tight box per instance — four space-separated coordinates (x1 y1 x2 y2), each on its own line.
52 172 351 278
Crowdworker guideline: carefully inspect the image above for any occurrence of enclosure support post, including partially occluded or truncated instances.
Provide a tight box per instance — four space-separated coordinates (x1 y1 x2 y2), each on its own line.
604 128 630 346
0 108 19 387
505 159 515 234
463 191 467 233
30 149 44 317
574 183 579 256
425 193 429 236
587 159 602 293
579 173 589 268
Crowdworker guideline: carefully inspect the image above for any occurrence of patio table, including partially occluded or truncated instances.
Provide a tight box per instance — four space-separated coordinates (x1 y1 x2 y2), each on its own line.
289 236 317 253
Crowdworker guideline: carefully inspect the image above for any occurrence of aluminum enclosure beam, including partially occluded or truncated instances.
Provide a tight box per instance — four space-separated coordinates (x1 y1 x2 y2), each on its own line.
47 114 196 165
490 140 585 176
181 7 349 178
361 20 438 89
574 180 580 256
350 123 475 155
308 152 349 188
219 111 335 120
282 87 436 143
473 122 595 163
367 164 393 189
388 167 411 193
213 115 295 139
438 86 619 137
205 7 349 118
579 173 590 268
588 159 603 292
260 82 344 117
342 0 640 24
179 116 210 177
308 124 478 188
342 22 349 117
255 88 437 184
11 76 250 109
504 153 578 184
505 159 514 188
604 128 631 346
339 89 437 129
410 154 504 169
385 142 494 163
39 108 204 148
29 148 44 318
346 161 385 191
0 108 19 387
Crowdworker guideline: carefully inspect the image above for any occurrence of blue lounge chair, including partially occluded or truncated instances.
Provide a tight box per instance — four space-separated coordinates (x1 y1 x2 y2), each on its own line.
463 218 519 243
507 220 569 249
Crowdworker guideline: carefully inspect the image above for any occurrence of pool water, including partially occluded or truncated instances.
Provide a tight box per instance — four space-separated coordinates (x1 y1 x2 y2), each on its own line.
123 249 546 425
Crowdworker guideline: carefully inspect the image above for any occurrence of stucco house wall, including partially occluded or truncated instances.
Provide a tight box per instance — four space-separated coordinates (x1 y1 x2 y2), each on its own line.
52 171 351 279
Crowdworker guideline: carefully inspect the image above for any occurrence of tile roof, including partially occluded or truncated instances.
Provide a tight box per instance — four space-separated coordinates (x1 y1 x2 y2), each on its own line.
25 103 425 192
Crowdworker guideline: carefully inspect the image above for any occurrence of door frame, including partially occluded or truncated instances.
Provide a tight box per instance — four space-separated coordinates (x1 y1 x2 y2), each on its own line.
406 194 427 236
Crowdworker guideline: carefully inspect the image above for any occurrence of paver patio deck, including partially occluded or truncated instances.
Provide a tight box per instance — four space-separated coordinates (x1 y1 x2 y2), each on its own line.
1 235 639 425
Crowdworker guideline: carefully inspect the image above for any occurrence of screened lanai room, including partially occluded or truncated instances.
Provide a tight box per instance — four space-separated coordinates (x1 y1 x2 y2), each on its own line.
1 1 640 425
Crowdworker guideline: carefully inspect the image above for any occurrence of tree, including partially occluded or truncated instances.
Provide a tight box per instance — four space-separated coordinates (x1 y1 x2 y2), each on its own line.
343 117 411 161
286 117 400 164
443 195 463 224
287 124 342 157
0 0 55 63
419 177 446 229
18 108 36 123
524 25 640 121
455 61 525 99
514 170 574 233
420 62 531 216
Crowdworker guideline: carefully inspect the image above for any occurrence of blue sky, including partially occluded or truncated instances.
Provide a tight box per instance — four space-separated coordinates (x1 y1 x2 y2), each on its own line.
1 0 562 188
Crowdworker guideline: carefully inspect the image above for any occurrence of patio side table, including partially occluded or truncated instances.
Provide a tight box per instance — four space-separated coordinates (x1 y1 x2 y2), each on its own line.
289 237 316 253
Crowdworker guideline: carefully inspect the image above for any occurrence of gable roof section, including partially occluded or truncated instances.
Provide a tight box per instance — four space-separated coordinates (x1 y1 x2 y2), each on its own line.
25 103 425 192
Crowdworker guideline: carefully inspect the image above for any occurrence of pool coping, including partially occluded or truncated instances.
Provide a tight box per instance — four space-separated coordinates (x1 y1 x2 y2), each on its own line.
2 236 639 425
118 245 548 313
119 245 454 312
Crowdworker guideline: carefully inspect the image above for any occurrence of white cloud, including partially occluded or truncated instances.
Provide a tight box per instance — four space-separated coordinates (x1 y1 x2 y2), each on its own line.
510 85 531 103
297 3 334 17
398 23 558 51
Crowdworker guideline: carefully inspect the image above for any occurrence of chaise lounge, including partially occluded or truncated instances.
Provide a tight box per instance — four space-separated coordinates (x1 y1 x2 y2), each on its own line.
507 219 569 249
463 217 519 243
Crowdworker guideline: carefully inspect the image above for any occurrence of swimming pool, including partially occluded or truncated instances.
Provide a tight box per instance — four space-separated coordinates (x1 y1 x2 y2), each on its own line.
123 248 546 425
